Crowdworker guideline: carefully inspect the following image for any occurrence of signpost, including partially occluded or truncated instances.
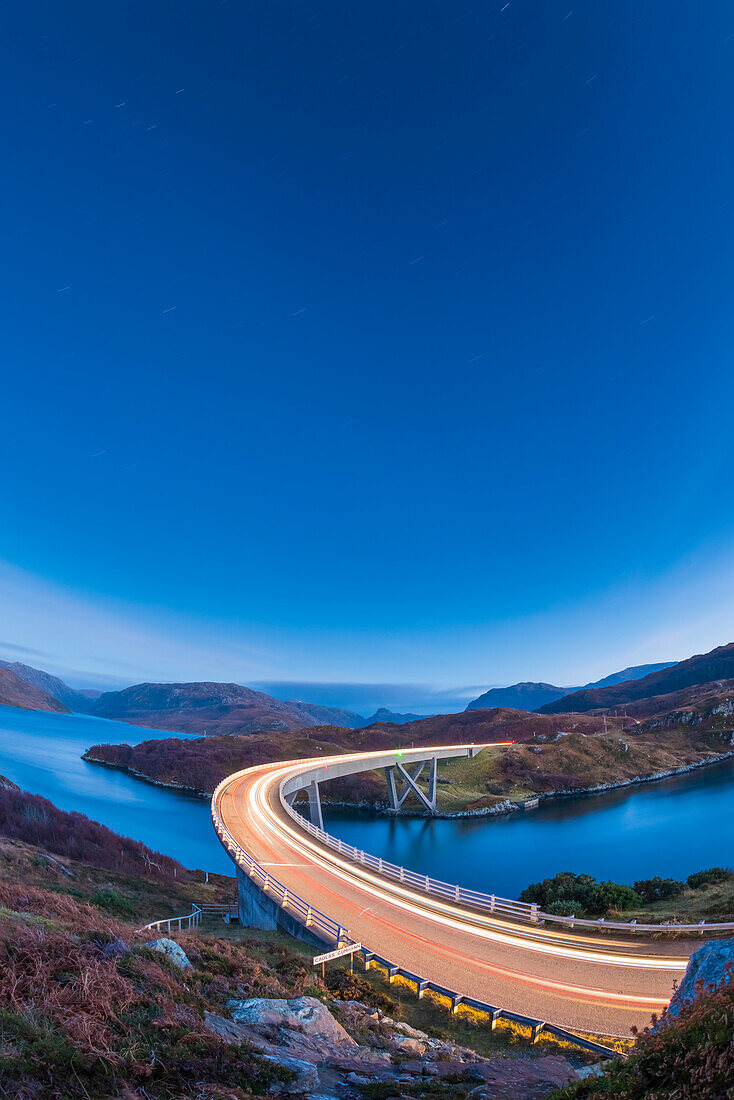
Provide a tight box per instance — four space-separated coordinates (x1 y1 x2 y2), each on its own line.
313 942 362 979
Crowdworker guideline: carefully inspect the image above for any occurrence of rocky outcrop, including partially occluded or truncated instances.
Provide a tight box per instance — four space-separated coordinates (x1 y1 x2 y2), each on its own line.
462 1055 580 1099
205 994 584 1098
226 996 356 1049
260 1053 319 1094
145 937 192 970
661 937 734 1024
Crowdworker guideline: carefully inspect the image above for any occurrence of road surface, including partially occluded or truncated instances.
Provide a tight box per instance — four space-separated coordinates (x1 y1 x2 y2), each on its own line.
214 746 702 1037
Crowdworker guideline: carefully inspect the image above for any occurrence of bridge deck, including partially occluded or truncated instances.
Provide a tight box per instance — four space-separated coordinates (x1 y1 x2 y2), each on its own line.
215 750 701 1037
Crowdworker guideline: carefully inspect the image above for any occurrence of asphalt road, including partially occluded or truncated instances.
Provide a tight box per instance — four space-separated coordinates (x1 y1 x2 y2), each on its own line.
215 751 703 1037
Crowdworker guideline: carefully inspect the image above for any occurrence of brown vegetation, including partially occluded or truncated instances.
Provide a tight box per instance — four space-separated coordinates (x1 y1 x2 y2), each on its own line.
83 706 732 818
551 977 734 1099
0 785 186 879
0 864 316 1098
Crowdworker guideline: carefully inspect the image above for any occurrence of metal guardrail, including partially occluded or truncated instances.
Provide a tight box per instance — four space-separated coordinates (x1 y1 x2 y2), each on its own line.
198 902 239 917
137 904 202 934
279 778 734 936
211 776 350 949
361 951 624 1059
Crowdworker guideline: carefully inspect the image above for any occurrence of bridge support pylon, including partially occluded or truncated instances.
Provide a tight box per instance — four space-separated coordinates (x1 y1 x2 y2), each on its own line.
384 755 439 814
235 866 325 947
306 780 324 830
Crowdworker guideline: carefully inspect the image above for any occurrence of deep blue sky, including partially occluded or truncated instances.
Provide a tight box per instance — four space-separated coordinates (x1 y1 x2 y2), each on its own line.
2 2 734 703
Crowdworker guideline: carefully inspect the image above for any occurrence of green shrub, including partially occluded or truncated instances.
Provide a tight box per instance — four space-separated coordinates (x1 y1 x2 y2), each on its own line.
588 881 641 914
686 867 734 890
89 887 134 917
519 872 597 910
544 899 586 916
633 876 685 904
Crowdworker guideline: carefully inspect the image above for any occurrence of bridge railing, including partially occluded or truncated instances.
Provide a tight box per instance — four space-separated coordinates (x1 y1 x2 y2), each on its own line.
279 781 734 935
211 778 349 948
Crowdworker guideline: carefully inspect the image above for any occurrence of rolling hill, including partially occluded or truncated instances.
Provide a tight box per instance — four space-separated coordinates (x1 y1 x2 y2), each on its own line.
89 681 333 735
466 682 574 711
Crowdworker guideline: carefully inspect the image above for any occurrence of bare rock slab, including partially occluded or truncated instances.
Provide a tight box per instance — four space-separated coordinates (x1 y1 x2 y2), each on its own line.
226 996 356 1047
144 937 192 970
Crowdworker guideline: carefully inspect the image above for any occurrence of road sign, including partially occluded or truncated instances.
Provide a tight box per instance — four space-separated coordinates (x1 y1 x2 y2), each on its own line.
313 942 362 965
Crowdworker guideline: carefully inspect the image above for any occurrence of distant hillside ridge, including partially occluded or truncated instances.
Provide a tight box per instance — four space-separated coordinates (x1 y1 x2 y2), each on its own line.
0 668 70 714
285 700 366 728
363 707 426 725
84 705 629 797
467 662 676 713
0 660 96 713
90 681 331 735
466 682 574 712
582 661 676 690
539 642 734 714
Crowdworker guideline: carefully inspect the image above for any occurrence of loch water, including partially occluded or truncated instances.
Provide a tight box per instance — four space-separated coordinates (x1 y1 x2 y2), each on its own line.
0 705 233 874
322 757 734 897
1 704 732 895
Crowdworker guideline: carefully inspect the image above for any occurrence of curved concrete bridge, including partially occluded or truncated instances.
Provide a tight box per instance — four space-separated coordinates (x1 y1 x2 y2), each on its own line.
212 743 713 1039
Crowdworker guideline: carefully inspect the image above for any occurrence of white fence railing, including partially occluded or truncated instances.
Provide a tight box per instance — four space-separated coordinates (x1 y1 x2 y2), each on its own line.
280 780 734 936
211 777 349 948
137 904 202 935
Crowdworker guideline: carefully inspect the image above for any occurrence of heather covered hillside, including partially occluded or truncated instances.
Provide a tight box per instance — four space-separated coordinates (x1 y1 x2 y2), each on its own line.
0 782 186 879
0 838 316 1099
83 707 630 798
0 801 605 1099
81 700 734 814
551 968 734 1099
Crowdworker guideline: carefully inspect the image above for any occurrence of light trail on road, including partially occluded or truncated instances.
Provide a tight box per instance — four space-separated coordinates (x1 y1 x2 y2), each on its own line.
214 745 700 1034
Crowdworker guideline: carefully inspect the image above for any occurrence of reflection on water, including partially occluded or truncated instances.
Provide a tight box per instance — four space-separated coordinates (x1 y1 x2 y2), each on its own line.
323 757 734 898
0 705 233 874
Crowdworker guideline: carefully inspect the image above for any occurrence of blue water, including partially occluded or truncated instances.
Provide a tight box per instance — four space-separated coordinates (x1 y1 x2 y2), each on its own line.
322 758 734 897
0 706 233 874
1 705 732 895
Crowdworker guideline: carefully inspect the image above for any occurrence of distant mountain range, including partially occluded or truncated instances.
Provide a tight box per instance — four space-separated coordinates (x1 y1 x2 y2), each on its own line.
0 667 70 714
366 707 425 725
466 663 675 713
538 644 734 715
7 645 734 742
0 661 100 713
0 659 432 735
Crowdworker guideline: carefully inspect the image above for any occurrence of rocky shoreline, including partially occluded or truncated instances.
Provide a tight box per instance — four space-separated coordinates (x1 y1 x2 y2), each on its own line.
81 753 213 799
82 746 734 818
